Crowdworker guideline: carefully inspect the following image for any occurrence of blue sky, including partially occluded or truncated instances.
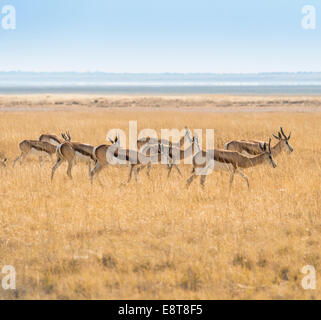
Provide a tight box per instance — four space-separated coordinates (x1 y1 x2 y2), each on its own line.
0 0 320 72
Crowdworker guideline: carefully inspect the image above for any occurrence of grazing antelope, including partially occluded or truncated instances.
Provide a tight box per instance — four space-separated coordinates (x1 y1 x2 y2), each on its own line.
51 132 95 181
105 141 169 183
138 127 192 177
224 127 293 156
186 136 277 190
164 130 199 177
91 134 178 184
13 140 57 167
0 151 7 168
137 128 189 151
90 136 120 184
39 134 63 146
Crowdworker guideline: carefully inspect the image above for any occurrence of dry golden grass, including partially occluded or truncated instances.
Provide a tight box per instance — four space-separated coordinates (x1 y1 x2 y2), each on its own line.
0 95 321 299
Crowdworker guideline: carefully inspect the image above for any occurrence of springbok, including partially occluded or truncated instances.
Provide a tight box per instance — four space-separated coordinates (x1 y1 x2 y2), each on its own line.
51 132 95 181
13 140 57 167
39 134 63 146
90 134 179 184
186 136 277 190
89 136 119 184
224 127 293 156
162 130 199 177
138 127 192 177
0 151 7 168
104 140 169 184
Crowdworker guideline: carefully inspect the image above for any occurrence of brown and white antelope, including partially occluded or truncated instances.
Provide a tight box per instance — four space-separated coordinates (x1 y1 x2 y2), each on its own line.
39 134 63 146
103 140 169 184
13 140 57 167
51 132 95 181
138 127 192 177
224 127 293 157
162 129 200 177
186 136 277 190
89 136 119 184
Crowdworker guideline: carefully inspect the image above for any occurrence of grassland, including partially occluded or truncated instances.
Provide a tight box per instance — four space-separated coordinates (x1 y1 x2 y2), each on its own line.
0 94 321 299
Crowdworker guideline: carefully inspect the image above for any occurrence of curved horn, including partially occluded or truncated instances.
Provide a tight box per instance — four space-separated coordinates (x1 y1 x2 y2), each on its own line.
272 133 279 140
193 134 201 152
280 127 287 139
288 132 291 139
268 138 272 152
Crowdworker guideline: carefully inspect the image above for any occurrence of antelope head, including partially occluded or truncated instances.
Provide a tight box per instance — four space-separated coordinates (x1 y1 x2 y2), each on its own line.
184 126 193 144
192 134 201 153
259 138 277 168
108 132 121 146
108 136 117 144
272 127 293 154
61 131 71 142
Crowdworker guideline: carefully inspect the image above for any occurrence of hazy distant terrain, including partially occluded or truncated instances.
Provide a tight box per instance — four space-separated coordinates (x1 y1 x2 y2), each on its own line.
1 72 321 94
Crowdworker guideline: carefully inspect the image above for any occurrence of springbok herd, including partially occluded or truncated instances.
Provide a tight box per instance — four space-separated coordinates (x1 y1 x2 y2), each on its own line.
0 127 293 189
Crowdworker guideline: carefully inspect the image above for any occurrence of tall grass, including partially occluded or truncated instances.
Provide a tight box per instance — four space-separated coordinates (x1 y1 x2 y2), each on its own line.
0 107 320 299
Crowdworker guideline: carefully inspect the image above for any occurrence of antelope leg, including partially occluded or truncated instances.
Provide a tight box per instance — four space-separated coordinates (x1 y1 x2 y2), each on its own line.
51 158 63 181
200 175 207 188
186 173 197 188
13 154 23 168
236 169 250 189
66 161 74 180
127 165 134 183
229 170 235 191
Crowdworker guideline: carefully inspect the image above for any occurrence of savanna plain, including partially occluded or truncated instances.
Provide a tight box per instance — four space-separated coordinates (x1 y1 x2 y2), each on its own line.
0 94 321 299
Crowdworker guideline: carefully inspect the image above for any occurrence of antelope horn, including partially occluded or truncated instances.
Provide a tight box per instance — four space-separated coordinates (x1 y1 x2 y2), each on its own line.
268 138 272 152
272 133 279 140
280 127 287 139
288 132 291 139
194 135 200 148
